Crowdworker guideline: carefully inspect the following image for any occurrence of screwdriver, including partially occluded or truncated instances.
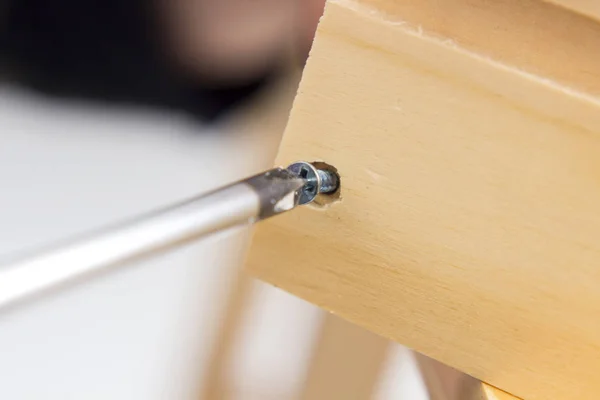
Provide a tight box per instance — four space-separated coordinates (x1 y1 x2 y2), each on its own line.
0 162 339 312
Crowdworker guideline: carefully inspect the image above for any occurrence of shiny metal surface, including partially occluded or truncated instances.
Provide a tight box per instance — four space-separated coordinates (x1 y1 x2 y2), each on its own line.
245 167 306 218
0 168 306 312
287 161 340 204
316 168 339 193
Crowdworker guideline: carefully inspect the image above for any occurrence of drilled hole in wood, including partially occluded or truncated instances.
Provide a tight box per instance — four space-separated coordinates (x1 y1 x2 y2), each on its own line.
311 161 341 207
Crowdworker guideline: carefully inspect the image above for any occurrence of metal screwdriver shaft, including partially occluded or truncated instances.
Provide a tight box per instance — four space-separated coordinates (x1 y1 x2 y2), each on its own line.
0 167 311 312
0 163 339 312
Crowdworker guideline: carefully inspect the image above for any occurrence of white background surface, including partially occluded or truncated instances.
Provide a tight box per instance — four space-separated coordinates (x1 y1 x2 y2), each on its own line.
0 87 428 399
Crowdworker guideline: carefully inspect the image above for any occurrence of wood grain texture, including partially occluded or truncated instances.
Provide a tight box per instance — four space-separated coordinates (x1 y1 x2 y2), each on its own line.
246 1 600 399
547 0 600 21
357 0 600 95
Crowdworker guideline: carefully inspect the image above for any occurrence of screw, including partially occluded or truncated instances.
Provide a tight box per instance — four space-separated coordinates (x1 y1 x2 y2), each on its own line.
287 161 339 205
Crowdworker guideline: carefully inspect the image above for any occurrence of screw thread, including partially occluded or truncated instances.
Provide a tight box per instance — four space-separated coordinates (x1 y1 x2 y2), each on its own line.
317 169 339 194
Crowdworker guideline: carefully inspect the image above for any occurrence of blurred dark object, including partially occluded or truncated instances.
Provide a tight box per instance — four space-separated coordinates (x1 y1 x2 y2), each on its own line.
0 0 280 121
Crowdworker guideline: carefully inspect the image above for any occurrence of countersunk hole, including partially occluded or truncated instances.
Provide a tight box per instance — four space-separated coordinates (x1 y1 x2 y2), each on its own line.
311 161 341 207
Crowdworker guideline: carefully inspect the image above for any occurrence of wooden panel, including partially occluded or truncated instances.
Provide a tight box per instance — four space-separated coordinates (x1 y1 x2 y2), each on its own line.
247 1 600 399
480 385 523 400
547 0 600 21
357 0 600 95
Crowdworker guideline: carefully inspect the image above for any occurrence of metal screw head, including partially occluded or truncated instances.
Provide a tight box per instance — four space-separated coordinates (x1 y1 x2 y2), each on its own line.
287 162 320 205
287 161 339 205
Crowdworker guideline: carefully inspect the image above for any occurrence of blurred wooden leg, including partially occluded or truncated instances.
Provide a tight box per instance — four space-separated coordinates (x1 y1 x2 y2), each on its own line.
200 69 302 399
300 314 391 400
416 354 520 400
201 273 254 400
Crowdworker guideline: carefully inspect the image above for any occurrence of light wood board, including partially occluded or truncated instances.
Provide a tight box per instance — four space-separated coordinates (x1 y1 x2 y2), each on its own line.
247 0 600 399
547 0 600 21
356 0 600 95
480 385 523 400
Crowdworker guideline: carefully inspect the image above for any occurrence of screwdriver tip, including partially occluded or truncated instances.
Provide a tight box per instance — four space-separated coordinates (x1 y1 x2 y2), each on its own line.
245 168 306 219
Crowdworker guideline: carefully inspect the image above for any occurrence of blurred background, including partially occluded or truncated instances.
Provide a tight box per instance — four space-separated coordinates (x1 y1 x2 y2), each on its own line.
0 1 457 398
